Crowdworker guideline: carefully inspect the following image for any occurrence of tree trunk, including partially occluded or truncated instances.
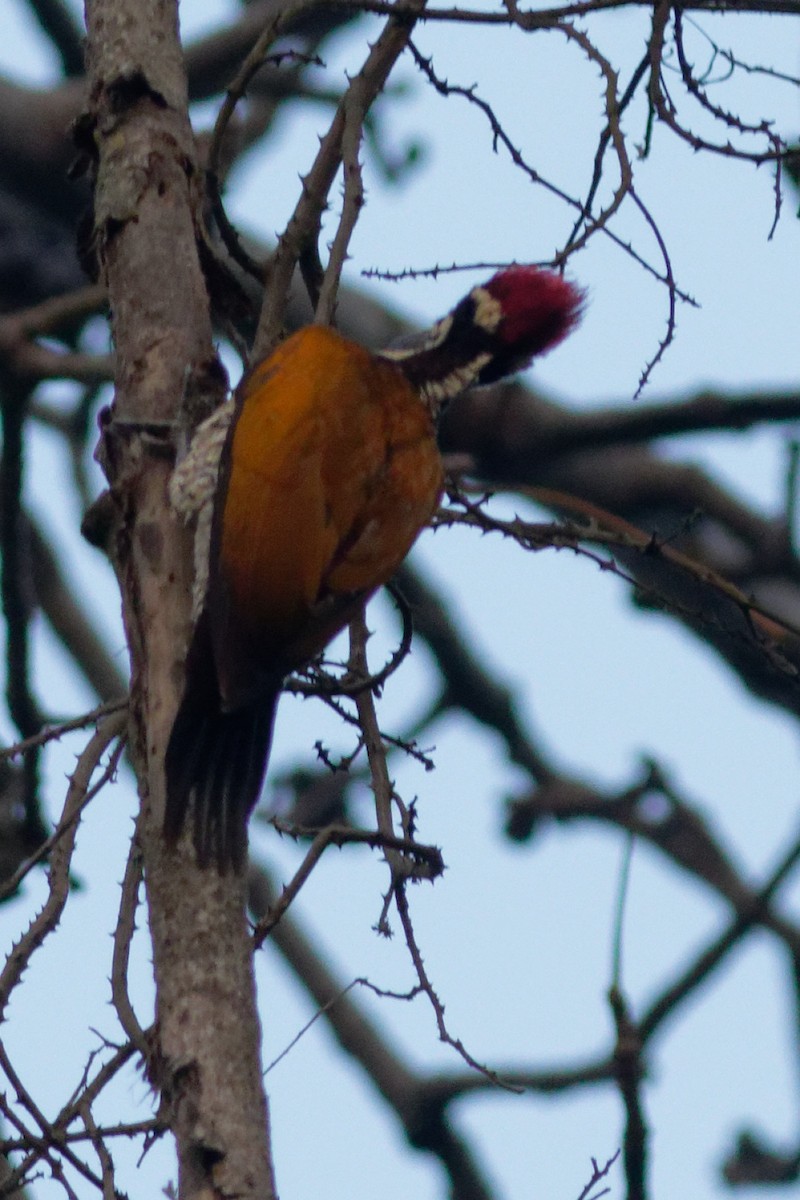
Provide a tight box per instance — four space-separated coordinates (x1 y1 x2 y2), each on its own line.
83 2 276 1194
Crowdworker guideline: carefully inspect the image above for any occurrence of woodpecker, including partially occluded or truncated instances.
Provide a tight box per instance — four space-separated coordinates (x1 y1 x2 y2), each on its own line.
164 265 583 870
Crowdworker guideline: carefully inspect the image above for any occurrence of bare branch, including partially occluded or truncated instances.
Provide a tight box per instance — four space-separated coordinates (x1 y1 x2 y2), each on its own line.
254 0 429 355
0 711 125 1015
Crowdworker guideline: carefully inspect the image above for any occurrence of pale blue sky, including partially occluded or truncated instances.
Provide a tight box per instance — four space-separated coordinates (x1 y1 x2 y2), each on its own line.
1 2 799 1198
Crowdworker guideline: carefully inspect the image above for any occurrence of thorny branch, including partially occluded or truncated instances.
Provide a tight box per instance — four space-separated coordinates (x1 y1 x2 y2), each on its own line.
254 0 430 356
0 714 126 1196
111 820 148 1057
254 819 444 943
0 701 128 766
347 607 418 919
437 485 800 656
0 713 126 1017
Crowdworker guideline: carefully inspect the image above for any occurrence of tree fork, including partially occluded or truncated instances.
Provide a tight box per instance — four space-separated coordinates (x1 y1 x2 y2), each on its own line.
83 2 276 1195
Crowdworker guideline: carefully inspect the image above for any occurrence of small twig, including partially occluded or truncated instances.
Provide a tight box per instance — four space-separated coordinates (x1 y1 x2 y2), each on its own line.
79 1101 117 1200
279 0 800 21
0 699 128 764
256 819 443 943
293 584 414 699
254 0 429 357
207 2 318 182
437 489 800 659
554 23 633 259
55 1038 140 1141
363 258 524 281
263 978 363 1073
0 1118 160 1152
393 882 522 1090
0 1042 104 1196
111 820 148 1057
0 713 127 1016
628 184 678 396
566 49 649 249
672 12 785 236
206 9 325 286
315 84 367 323
347 608 413 917
576 1151 621 1200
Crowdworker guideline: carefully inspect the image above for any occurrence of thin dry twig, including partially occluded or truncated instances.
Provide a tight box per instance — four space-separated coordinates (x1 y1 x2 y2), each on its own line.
393 882 523 1090
54 1039 142 1151
111 820 148 1057
314 85 367 323
0 700 128 765
205 1 323 284
553 23 633 258
576 1151 621 1200
254 0 429 356
288 584 415 699
0 1042 105 1197
255 820 443 943
670 12 786 235
347 607 415 925
436 490 800 659
0 712 126 1016
405 40 695 306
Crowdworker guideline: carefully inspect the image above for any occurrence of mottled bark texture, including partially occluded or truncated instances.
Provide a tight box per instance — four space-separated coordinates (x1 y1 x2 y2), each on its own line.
82 2 276 1195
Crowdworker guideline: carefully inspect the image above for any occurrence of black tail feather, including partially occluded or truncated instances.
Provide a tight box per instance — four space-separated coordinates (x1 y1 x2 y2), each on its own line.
164 656 280 871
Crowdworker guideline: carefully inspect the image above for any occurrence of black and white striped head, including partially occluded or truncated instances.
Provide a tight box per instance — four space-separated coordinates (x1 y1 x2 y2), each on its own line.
380 265 584 414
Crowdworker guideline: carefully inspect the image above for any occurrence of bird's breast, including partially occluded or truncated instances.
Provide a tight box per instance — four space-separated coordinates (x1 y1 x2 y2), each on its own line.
211 325 443 686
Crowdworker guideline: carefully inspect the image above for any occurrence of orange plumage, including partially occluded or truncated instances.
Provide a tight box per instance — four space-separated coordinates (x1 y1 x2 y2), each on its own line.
216 326 443 703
